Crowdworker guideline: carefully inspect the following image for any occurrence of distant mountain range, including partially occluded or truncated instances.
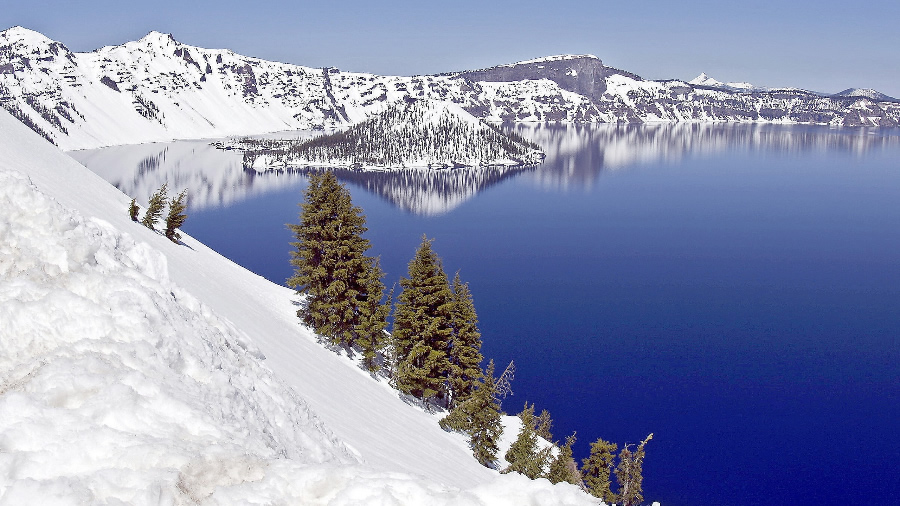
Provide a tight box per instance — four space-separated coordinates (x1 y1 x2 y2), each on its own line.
2 26 898 150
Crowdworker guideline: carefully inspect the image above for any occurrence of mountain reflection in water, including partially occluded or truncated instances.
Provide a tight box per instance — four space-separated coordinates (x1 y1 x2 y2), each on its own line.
71 124 900 215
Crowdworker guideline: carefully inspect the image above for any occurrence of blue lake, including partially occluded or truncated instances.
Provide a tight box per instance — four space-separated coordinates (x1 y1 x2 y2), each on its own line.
73 123 900 506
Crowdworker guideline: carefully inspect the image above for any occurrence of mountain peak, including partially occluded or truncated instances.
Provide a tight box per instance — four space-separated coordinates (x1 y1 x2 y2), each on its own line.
834 88 897 102
0 25 56 46
689 72 720 86
138 30 177 45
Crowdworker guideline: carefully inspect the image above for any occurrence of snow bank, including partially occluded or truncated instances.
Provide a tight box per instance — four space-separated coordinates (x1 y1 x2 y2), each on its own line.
0 168 356 502
0 109 600 503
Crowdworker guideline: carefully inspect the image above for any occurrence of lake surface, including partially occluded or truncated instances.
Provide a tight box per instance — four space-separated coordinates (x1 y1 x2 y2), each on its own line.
72 123 900 506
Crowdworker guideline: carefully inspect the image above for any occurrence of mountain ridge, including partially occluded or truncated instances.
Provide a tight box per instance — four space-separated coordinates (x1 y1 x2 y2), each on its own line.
2 26 898 151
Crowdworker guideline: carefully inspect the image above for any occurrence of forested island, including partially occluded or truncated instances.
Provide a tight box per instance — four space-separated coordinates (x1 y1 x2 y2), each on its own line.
217 99 545 171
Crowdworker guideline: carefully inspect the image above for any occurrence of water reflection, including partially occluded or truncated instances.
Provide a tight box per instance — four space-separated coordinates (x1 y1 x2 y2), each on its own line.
517 123 900 190
72 124 900 215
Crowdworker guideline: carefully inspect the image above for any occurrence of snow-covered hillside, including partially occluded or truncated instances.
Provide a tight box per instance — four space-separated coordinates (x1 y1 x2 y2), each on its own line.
3 26 899 151
238 100 545 170
0 109 598 503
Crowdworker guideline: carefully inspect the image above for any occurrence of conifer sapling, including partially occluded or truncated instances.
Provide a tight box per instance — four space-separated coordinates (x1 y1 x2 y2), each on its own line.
141 183 168 230
547 432 581 485
582 437 618 502
128 198 139 221
164 189 188 243
615 433 653 506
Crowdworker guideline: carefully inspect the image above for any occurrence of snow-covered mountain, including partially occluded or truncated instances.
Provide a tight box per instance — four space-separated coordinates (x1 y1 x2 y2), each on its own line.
833 88 898 102
0 106 600 502
2 26 899 151
688 72 762 92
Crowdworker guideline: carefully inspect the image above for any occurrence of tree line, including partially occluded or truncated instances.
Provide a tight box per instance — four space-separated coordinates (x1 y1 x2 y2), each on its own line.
289 171 652 504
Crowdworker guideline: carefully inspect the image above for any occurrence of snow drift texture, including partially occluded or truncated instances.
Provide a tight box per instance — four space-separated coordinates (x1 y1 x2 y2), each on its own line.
0 109 597 504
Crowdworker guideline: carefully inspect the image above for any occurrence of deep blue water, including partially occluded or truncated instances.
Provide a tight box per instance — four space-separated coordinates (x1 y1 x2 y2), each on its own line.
75 124 900 506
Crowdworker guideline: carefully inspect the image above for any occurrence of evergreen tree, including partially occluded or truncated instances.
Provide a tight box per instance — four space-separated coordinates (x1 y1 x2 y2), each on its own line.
535 409 553 441
439 359 503 467
287 172 385 349
128 198 139 221
356 258 391 373
547 432 581 485
448 272 484 408
391 235 453 402
141 183 167 230
582 437 618 503
164 189 188 243
504 403 550 479
615 433 653 506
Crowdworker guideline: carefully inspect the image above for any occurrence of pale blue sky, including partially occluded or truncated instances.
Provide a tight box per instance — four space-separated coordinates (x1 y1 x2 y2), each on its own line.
8 0 900 97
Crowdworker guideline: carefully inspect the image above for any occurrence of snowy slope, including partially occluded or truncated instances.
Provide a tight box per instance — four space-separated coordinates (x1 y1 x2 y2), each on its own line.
4 26 900 152
0 109 598 504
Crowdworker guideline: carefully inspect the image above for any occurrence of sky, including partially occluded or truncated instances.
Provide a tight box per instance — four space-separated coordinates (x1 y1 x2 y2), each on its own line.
8 0 900 97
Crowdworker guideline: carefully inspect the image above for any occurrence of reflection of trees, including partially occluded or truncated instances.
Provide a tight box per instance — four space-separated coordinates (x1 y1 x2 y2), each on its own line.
516 123 900 190
72 125 900 215
273 165 535 216
70 140 308 210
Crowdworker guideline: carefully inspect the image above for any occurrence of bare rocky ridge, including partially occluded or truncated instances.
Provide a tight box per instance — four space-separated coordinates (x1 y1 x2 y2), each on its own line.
2 26 898 151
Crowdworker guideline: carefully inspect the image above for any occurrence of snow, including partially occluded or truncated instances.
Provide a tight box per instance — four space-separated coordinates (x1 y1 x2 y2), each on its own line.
689 73 761 92
0 108 600 503
505 54 600 66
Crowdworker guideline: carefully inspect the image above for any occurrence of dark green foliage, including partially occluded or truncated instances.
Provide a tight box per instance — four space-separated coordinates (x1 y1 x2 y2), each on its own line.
504 403 550 479
287 172 386 350
164 189 188 243
582 437 619 503
391 235 454 402
236 99 543 169
547 432 581 485
356 258 391 373
439 359 503 467
615 433 653 506
141 183 167 230
128 198 139 221
535 409 553 441
448 272 484 408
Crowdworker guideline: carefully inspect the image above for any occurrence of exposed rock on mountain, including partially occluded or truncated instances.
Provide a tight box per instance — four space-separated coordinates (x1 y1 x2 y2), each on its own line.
455 55 614 102
2 26 898 151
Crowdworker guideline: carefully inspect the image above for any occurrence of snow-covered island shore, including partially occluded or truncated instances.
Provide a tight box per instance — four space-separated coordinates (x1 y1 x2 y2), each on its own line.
221 100 545 172
0 105 598 503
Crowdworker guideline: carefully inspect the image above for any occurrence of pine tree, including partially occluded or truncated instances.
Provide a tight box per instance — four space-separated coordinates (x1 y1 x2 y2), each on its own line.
356 258 391 373
128 198 139 221
439 359 503 467
287 172 385 349
391 235 453 402
141 183 167 230
582 437 618 503
547 432 581 485
164 189 188 243
448 272 484 408
615 433 653 506
535 409 553 441
504 403 549 479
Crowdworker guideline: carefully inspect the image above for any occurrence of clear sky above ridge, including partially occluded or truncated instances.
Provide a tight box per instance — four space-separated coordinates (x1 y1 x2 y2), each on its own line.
10 0 900 97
